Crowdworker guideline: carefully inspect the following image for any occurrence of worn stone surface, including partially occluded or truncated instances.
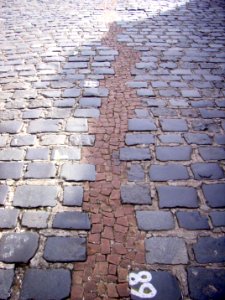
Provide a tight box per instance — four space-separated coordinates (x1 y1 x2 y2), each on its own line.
0 269 14 299
188 268 225 300
0 232 39 263
136 211 174 231
193 236 225 263
22 211 49 228
145 237 188 264
0 209 19 229
13 185 57 208
20 269 71 300
0 185 8 205
128 119 156 131
44 237 86 262
157 186 199 208
63 186 83 206
121 185 151 205
202 183 225 208
120 148 151 160
191 163 224 180
125 133 155 145
53 212 91 230
0 162 23 179
149 164 189 181
176 211 209 230
61 163 96 181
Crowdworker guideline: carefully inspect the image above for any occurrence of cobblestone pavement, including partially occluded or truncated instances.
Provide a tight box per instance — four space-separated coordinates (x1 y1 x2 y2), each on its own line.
0 0 225 299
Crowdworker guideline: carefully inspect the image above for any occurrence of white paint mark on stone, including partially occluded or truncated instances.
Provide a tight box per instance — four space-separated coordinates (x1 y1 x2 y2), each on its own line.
129 271 157 298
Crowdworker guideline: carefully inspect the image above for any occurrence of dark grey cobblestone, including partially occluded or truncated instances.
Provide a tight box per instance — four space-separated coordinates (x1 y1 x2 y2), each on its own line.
202 183 225 208
191 163 224 180
184 133 212 145
20 269 71 300
0 185 8 205
13 185 57 208
0 209 19 229
53 211 91 230
160 119 188 132
63 186 83 206
25 162 56 178
193 236 225 263
149 164 189 181
22 211 49 228
157 186 199 208
128 118 156 131
0 232 39 263
156 146 192 161
145 237 188 264
176 211 209 230
0 269 14 300
128 164 145 181
136 211 174 231
44 237 86 262
199 146 225 160
121 184 151 205
61 163 96 181
0 162 23 179
120 147 151 161
125 133 155 145
188 267 225 300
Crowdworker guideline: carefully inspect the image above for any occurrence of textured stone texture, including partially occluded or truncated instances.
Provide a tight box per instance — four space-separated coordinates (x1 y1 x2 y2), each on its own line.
202 183 225 207
188 268 225 300
53 212 91 230
0 232 39 263
120 148 151 161
121 185 151 204
22 211 49 228
136 211 174 231
191 163 224 180
63 186 83 206
145 237 188 264
44 237 86 262
128 119 156 131
0 209 19 228
61 163 96 181
13 185 57 208
0 162 23 179
20 269 71 300
156 146 192 161
157 186 199 208
149 164 189 181
193 236 225 263
176 211 209 230
0 185 8 205
0 269 14 299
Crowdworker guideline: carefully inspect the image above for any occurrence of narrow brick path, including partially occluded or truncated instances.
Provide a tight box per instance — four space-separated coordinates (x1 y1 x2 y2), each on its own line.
0 0 225 299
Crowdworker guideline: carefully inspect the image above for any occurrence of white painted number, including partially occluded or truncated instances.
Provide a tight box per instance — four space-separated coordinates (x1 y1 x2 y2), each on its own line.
129 271 157 299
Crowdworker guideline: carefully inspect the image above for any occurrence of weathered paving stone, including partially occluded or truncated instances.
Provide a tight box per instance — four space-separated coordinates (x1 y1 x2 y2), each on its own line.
149 164 189 181
79 97 101 108
128 119 156 131
62 88 80 97
159 134 183 143
0 209 19 228
26 148 49 160
51 147 81 160
145 237 188 264
0 185 8 205
13 185 57 208
0 232 39 263
63 186 83 206
44 237 86 262
22 211 49 228
0 148 24 160
184 133 212 145
28 120 59 133
0 121 23 133
25 162 56 178
199 146 225 160
121 184 151 205
200 108 225 119
61 163 96 181
0 162 23 179
193 236 225 263
129 271 181 300
136 211 174 231
70 134 95 146
0 269 14 299
74 108 100 118
156 146 192 161
53 212 91 230
160 119 188 131
202 183 225 208
176 211 209 230
191 163 224 180
120 148 151 161
125 133 155 145
40 134 66 145
215 134 225 145
157 186 199 208
210 211 225 227
20 269 71 300
83 87 108 97
188 267 225 300
126 81 147 88
11 135 36 146
181 89 201 98
128 164 145 181
137 88 155 97
66 119 88 132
